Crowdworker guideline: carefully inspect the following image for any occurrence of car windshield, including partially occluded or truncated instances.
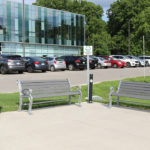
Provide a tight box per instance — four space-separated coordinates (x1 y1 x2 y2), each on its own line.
43 57 53 61
123 56 129 59
127 56 132 59
98 57 105 61
112 57 119 61
32 57 45 61
5 55 21 60
132 56 138 59
55 57 64 61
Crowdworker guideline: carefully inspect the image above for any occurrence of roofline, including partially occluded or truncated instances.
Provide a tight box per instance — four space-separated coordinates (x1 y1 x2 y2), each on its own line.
7 0 85 17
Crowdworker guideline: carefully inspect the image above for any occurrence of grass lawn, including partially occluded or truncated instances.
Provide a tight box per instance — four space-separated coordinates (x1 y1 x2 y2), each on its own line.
0 76 150 112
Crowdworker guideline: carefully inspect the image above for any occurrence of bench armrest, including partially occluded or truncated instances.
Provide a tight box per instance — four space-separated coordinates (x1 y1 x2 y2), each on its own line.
21 88 32 97
109 87 114 95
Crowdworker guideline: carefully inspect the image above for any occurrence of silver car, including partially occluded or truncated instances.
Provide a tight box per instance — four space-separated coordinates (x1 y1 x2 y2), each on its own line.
96 57 111 68
43 57 66 71
138 56 150 66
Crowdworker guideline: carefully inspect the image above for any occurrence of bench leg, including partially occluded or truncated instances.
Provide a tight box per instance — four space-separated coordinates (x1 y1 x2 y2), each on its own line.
78 92 82 106
28 96 33 115
109 95 112 108
18 97 23 112
117 96 120 106
69 95 71 105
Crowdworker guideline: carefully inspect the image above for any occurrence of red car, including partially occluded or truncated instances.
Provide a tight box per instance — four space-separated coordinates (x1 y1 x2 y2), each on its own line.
107 57 126 68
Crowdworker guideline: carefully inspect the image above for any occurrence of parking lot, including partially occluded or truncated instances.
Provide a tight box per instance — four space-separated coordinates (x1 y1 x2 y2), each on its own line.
0 67 150 93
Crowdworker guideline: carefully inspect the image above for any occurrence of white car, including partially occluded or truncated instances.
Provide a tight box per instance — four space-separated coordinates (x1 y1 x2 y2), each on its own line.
138 56 150 66
111 55 136 67
126 56 140 67
96 57 111 68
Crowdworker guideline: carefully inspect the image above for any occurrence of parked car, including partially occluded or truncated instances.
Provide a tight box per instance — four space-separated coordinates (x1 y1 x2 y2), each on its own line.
96 56 111 68
98 55 109 59
138 56 150 66
83 56 98 69
23 57 48 73
89 56 98 69
0 54 25 74
42 56 66 71
111 55 136 67
127 55 145 67
60 56 86 71
126 55 141 67
107 57 127 68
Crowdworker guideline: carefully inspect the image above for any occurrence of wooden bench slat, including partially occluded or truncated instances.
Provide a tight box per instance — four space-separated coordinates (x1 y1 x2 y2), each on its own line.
121 81 150 86
22 86 70 92
119 84 150 90
117 94 150 100
119 89 150 96
32 91 81 98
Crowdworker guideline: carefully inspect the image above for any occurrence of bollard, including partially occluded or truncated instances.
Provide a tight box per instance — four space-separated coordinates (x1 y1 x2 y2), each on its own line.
89 74 93 103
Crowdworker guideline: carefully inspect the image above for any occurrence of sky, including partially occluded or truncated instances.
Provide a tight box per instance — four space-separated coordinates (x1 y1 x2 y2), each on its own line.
11 0 117 21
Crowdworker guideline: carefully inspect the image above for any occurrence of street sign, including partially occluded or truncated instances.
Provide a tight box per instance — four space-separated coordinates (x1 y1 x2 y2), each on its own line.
84 46 93 55
83 45 93 101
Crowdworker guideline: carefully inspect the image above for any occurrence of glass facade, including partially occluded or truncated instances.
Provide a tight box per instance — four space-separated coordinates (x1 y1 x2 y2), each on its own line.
0 0 85 56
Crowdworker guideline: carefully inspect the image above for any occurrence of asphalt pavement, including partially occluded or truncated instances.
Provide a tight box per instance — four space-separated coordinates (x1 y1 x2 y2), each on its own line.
0 67 150 93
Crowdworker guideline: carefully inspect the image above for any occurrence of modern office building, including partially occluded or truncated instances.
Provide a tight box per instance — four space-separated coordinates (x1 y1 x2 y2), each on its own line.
0 0 85 56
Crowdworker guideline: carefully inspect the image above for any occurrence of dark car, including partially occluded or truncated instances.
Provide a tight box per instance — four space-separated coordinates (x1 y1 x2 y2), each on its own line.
89 56 98 69
0 54 25 74
60 56 86 71
23 57 48 73
83 56 98 69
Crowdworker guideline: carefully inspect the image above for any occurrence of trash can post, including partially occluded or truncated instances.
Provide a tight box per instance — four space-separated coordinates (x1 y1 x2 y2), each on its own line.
89 74 93 103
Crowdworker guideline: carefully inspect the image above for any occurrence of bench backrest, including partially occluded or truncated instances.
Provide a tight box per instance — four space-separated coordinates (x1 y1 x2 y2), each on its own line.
18 79 71 98
117 81 150 99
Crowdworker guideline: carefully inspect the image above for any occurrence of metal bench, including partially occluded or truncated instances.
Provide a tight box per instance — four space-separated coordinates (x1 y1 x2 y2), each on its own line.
17 79 82 114
109 81 150 108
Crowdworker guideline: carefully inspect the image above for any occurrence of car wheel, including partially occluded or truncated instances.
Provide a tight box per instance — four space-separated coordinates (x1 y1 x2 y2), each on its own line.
113 64 118 68
145 62 149 67
68 64 74 71
0 66 8 74
27 66 33 73
18 71 23 74
97 64 102 69
126 62 131 67
50 66 55 72
91 67 95 69
79 68 84 70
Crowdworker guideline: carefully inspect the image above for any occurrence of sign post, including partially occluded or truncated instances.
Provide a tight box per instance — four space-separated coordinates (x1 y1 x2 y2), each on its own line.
83 46 93 101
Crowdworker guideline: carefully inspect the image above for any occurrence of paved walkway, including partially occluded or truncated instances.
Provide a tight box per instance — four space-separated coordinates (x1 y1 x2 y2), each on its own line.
0 102 150 150
0 67 150 93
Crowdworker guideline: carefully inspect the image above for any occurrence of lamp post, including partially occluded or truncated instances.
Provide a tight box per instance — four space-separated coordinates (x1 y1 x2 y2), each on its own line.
143 35 146 79
128 19 130 55
22 0 25 56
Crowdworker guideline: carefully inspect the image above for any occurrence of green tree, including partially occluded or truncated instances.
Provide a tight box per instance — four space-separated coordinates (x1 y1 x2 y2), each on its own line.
107 0 150 55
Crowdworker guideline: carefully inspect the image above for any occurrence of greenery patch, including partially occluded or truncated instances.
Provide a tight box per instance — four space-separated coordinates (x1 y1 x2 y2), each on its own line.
0 76 150 112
